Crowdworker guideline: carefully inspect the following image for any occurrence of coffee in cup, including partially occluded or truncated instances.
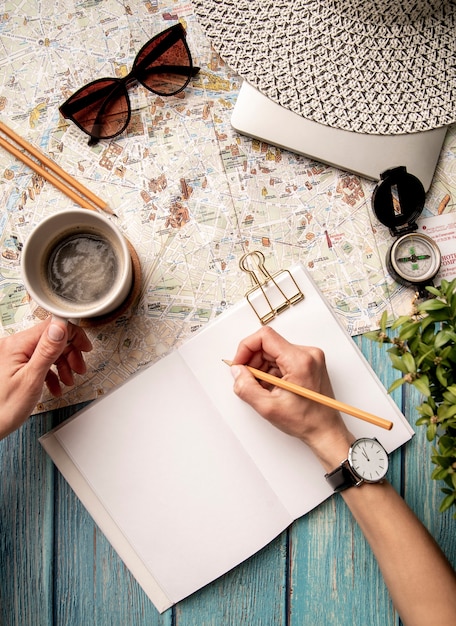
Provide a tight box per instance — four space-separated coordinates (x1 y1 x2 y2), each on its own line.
21 209 133 319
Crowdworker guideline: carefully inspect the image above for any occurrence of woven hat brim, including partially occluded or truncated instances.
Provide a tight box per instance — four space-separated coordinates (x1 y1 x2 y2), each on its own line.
193 0 456 134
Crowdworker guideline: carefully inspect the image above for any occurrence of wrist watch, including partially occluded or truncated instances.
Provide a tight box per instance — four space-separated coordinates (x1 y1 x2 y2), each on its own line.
325 438 389 493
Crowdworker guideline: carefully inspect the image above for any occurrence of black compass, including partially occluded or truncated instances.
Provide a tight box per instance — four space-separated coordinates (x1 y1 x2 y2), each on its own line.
372 167 441 297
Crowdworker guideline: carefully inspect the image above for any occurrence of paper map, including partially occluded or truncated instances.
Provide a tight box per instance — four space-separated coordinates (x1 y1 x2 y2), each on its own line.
0 0 455 412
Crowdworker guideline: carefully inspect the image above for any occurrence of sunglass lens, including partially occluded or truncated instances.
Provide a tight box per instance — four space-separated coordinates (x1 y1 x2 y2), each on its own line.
60 79 130 140
134 26 193 96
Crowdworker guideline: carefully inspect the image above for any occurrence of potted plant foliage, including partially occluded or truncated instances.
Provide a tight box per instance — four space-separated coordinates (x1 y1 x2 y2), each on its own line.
366 278 456 517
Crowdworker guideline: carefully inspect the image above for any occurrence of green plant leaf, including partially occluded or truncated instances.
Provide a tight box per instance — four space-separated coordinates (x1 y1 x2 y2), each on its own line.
431 455 453 469
427 423 438 441
439 345 453 362
437 435 456 453
435 329 455 348
436 364 448 387
427 309 452 322
443 330 456 344
412 376 431 396
420 315 438 332
437 404 456 420
398 321 421 341
387 346 404 357
450 291 456 316
432 467 449 480
439 493 455 513
418 299 449 311
426 286 443 298
379 310 389 333
416 347 436 369
391 315 413 330
416 402 434 417
422 324 437 344
402 352 416 373
443 392 456 406
363 330 383 342
444 278 456 300
388 353 410 374
388 377 406 393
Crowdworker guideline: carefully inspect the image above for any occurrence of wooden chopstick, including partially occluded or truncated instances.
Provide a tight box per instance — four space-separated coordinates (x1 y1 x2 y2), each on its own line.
0 121 113 215
223 360 393 431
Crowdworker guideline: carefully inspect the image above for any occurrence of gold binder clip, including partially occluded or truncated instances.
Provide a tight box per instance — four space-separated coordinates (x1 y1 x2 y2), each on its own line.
239 251 304 324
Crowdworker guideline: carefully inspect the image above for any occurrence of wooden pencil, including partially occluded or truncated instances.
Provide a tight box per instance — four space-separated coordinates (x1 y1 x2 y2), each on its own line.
0 121 113 215
223 360 393 431
0 135 97 210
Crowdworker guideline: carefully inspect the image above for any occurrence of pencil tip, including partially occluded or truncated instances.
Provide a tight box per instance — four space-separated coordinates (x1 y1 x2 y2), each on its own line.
222 359 232 366
101 203 117 217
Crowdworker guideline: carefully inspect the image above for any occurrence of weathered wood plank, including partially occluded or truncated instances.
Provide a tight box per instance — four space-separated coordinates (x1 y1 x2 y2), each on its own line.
289 498 398 626
53 471 170 626
176 533 287 626
0 414 54 626
402 385 456 569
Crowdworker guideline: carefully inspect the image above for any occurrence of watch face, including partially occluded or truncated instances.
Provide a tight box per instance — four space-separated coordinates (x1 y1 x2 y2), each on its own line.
348 438 389 483
389 233 441 284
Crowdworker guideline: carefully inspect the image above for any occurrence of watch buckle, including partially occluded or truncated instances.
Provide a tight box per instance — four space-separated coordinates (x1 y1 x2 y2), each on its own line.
342 460 364 488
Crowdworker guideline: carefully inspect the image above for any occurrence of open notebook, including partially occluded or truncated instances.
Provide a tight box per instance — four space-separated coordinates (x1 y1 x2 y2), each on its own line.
40 264 414 612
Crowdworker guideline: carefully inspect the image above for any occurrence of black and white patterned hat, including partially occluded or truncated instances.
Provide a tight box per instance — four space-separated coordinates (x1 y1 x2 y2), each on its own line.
193 0 456 134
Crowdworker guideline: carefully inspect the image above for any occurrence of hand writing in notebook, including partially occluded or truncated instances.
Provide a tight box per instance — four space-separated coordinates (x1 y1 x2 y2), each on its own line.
229 327 456 625
0 318 92 440
230 325 353 460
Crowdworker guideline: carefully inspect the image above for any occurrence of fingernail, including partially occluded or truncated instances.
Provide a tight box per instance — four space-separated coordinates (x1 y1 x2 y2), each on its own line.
48 321 66 342
230 365 243 380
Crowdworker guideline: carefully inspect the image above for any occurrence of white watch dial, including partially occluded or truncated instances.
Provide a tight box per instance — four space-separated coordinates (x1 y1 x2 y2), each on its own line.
348 438 389 483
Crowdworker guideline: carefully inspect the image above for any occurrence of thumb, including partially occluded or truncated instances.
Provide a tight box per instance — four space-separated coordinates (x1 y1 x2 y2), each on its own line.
29 317 68 376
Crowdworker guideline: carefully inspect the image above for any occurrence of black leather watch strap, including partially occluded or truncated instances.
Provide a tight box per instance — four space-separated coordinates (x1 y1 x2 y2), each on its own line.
325 460 362 493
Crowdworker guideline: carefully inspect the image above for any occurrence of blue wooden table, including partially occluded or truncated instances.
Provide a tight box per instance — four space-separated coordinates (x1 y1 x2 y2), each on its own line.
1 334 455 626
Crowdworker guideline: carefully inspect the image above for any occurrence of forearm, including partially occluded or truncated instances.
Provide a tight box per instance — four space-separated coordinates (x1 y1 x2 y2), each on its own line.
343 481 456 625
313 434 456 625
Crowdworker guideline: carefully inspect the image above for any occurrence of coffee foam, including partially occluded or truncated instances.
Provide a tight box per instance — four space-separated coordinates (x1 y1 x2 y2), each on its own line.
40 228 122 312
48 233 118 303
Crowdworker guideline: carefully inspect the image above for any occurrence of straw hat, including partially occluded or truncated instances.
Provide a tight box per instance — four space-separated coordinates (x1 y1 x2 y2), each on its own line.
193 0 456 134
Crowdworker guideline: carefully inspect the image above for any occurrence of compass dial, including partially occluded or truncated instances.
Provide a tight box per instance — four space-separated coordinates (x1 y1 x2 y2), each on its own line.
389 233 441 284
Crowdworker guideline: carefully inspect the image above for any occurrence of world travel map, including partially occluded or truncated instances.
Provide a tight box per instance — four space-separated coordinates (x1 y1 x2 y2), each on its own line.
0 0 455 412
